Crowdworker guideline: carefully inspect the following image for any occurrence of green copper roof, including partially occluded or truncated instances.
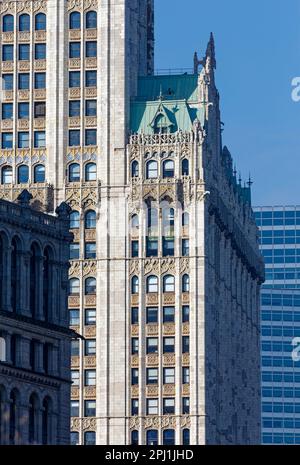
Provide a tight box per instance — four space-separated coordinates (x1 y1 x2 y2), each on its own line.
130 74 204 134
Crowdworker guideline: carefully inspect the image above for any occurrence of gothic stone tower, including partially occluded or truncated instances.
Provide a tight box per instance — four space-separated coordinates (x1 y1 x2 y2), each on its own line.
0 1 263 445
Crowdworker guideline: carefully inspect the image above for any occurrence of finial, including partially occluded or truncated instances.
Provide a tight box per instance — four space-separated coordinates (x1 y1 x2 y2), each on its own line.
238 172 242 185
233 165 237 178
56 202 72 219
17 189 33 207
247 173 253 188
206 32 216 69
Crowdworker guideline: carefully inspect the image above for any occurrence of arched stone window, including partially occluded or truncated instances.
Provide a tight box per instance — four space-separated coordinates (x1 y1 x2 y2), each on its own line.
1 166 12 184
85 11 97 29
182 274 190 293
0 336 6 362
69 12 81 30
163 275 175 293
28 393 39 444
9 389 19 445
34 164 45 183
69 278 80 295
11 237 20 313
43 247 53 321
131 276 139 294
84 210 96 229
85 277 96 295
3 15 14 32
85 162 96 181
35 13 46 31
131 214 139 232
19 14 30 32
69 163 80 182
182 158 189 176
70 211 80 229
42 397 52 445
131 160 139 178
146 275 158 293
146 160 158 179
18 165 29 183
30 242 41 318
162 159 174 178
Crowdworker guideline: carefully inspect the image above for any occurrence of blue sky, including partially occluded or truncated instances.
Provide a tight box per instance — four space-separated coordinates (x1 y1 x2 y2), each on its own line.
155 0 300 206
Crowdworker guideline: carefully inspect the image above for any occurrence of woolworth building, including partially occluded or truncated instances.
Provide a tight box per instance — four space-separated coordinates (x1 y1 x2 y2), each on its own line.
0 0 264 445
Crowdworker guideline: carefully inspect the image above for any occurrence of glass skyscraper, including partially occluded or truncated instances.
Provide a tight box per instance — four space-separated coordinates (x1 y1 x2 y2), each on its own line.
254 206 300 444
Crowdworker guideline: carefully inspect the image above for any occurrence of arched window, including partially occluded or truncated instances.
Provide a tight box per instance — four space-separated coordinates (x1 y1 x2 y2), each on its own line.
131 214 139 231
182 158 189 176
28 393 39 444
34 164 45 183
131 276 139 295
147 430 158 446
30 243 40 318
18 165 29 183
85 277 96 295
147 275 158 293
86 11 97 29
154 114 170 134
70 211 80 229
146 160 158 179
182 212 189 227
182 428 190 445
69 278 80 295
11 237 20 313
70 12 81 30
162 160 174 178
182 274 190 293
19 14 30 32
85 210 96 229
163 275 175 293
163 429 175 445
131 430 138 445
0 336 6 362
42 397 51 445
35 13 46 31
43 247 52 321
9 389 19 445
69 163 80 182
85 162 96 181
3 15 14 32
131 161 139 178
2 166 12 184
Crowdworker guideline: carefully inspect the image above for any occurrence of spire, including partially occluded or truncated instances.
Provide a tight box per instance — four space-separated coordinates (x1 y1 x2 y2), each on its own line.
206 32 216 69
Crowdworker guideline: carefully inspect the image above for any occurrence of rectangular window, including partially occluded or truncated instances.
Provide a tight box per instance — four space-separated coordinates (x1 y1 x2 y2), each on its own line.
84 400 96 417
85 339 96 356
69 71 80 88
2 103 13 119
34 131 46 148
85 308 96 326
84 369 96 386
70 243 80 260
182 336 189 354
18 102 29 119
85 70 96 87
182 239 189 256
163 398 175 415
147 399 158 415
2 74 13 90
131 399 139 416
2 132 13 149
146 238 158 257
3 45 13 61
146 307 158 324
34 72 46 89
18 73 29 90
147 368 158 385
131 338 139 355
85 41 97 58
34 102 46 118
69 42 81 58
85 242 96 259
70 309 80 326
69 100 80 117
163 238 174 257
69 129 80 147
35 43 46 60
163 337 175 354
85 129 96 146
19 44 30 61
85 100 97 117
182 367 190 384
147 338 158 354
71 340 80 357
163 368 175 384
71 400 79 417
18 132 29 149
182 305 190 323
131 368 138 385
71 370 79 386
163 306 175 323
131 240 139 258
182 397 190 414
131 307 139 325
